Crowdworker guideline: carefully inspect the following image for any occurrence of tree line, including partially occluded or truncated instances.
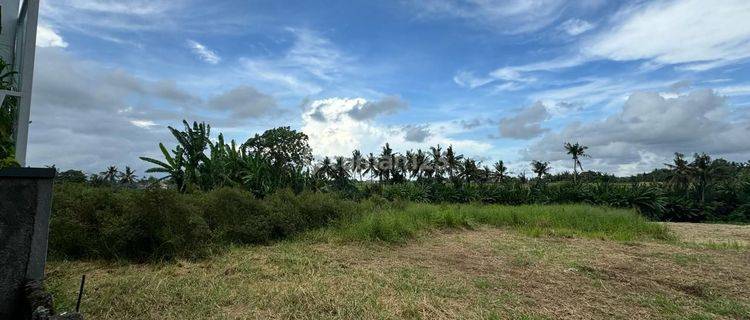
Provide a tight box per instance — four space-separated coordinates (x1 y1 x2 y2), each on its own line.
52 120 750 222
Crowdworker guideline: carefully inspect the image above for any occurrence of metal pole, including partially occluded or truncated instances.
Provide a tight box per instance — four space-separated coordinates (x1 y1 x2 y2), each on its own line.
14 0 40 166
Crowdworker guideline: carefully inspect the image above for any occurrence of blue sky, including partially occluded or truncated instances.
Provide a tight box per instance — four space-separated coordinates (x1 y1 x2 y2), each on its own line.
30 0 750 176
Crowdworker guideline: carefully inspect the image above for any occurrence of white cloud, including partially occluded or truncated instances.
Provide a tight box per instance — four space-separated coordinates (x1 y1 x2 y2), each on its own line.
559 18 594 36
187 40 221 64
498 101 550 139
414 0 573 34
523 89 750 175
130 120 158 128
717 84 750 97
403 124 432 142
453 70 494 88
530 78 674 115
36 25 68 48
301 97 492 158
584 0 750 68
347 95 408 121
207 85 281 119
463 0 750 92
239 28 355 95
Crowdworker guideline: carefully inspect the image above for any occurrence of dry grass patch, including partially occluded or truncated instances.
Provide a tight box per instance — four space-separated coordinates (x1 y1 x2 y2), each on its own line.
46 223 750 319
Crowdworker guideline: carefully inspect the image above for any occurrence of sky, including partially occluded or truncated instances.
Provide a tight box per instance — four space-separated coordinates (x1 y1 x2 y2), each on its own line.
29 0 750 177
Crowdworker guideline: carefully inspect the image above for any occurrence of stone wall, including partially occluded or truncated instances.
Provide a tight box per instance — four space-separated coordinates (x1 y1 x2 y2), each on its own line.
0 167 55 319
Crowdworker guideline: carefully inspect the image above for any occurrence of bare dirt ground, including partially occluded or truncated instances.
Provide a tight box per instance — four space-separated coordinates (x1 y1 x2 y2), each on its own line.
46 223 750 319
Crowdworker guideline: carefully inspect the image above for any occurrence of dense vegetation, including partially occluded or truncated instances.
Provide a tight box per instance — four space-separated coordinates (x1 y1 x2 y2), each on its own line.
56 120 750 223
45 120 749 262
50 183 670 262
0 58 19 169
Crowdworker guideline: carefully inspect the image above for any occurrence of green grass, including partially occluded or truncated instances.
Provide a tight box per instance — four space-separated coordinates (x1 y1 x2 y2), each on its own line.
318 203 673 243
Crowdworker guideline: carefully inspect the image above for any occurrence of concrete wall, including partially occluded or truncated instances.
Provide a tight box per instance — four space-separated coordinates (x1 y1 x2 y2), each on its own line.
0 167 54 319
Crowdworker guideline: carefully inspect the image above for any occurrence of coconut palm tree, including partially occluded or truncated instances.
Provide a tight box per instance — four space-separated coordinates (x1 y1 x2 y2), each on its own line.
690 153 713 204
564 142 589 183
460 158 480 185
363 153 378 182
665 152 692 196
444 145 464 184
429 145 444 181
332 156 351 188
377 143 395 183
119 166 137 185
531 160 550 180
493 160 507 182
101 166 119 183
350 149 364 180
316 157 335 180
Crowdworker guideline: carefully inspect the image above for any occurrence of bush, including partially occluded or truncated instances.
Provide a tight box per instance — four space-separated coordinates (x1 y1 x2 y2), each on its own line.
50 185 212 261
50 185 360 261
100 188 211 261
198 187 271 244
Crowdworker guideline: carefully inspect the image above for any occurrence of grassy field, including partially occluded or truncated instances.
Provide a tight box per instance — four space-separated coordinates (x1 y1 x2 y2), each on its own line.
45 204 750 319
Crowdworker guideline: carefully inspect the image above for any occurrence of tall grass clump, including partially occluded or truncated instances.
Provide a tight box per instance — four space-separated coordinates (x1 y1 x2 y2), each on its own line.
334 203 673 243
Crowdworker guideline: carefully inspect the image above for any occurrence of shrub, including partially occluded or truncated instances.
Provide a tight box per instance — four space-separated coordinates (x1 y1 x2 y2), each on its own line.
96 188 211 261
198 187 271 244
50 185 211 261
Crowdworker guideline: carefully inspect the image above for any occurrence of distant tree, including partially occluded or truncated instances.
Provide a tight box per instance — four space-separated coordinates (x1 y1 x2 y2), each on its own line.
56 169 87 184
531 160 551 180
691 153 713 204
460 158 480 184
377 143 395 183
243 126 313 171
316 157 335 180
665 152 692 196
350 149 364 180
120 166 137 185
444 145 463 184
493 160 507 182
564 142 589 183
101 166 119 183
363 153 378 182
332 156 351 188
429 144 445 181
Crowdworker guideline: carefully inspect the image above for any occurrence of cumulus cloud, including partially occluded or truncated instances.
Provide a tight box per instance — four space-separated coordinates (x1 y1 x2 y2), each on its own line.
27 48 186 171
403 124 432 142
36 25 68 48
302 98 492 158
346 95 408 121
27 48 276 173
207 85 280 119
559 18 594 36
522 89 750 175
187 40 221 64
498 101 550 139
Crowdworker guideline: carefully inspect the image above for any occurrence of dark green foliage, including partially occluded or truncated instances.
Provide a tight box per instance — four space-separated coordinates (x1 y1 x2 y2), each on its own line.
49 184 357 261
197 187 271 244
49 184 211 261
55 169 87 184
0 57 18 168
